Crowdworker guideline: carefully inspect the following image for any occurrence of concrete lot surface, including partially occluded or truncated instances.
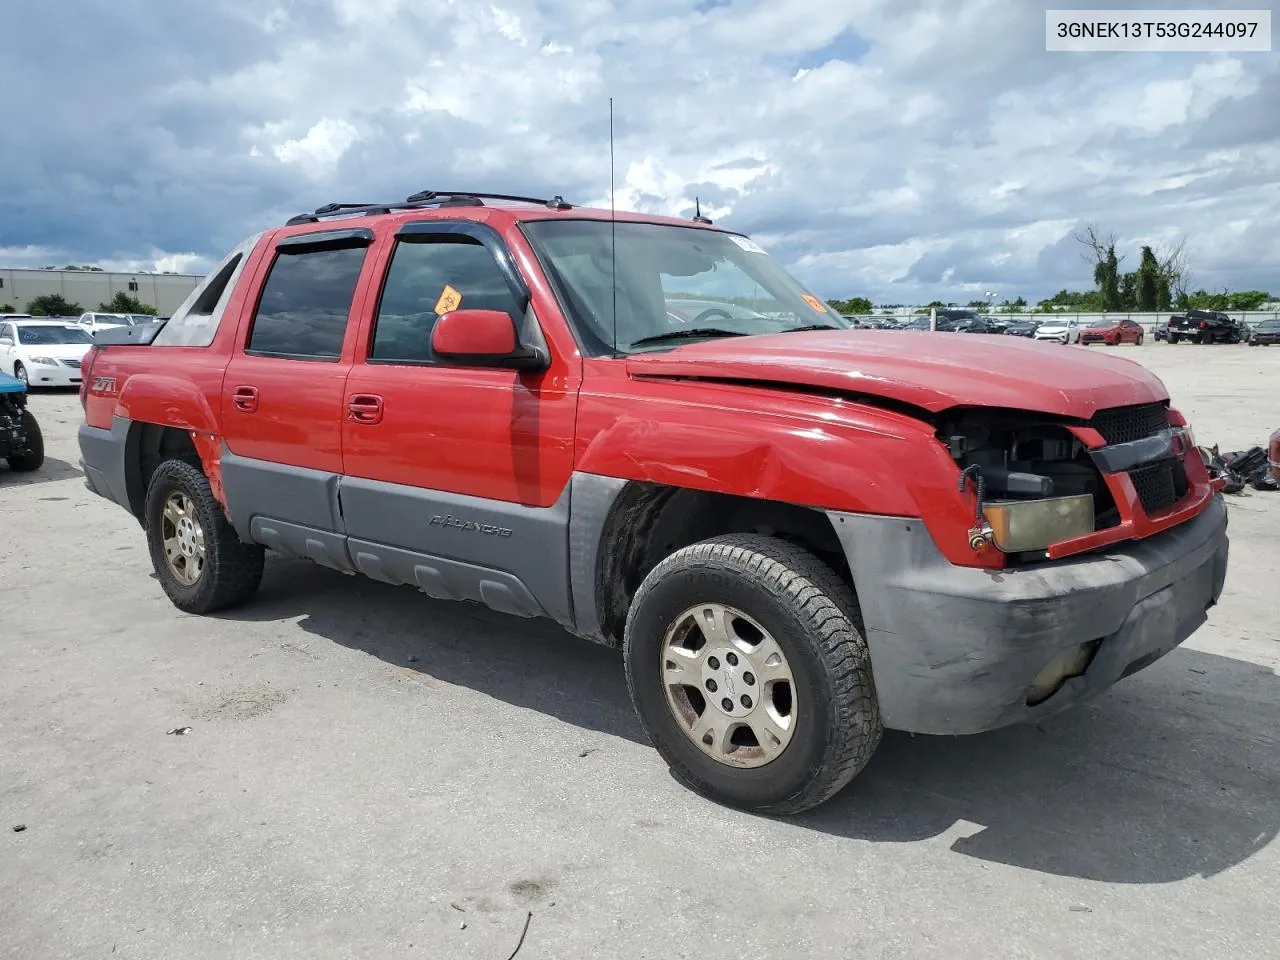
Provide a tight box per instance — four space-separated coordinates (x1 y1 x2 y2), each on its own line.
3 340 1278 960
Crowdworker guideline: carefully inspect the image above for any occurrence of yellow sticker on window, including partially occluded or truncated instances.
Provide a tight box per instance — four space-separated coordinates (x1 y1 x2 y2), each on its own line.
801 293 827 314
434 284 463 315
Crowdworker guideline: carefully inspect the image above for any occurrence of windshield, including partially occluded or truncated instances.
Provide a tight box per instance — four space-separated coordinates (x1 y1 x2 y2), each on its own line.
1089 318 1116 327
521 219 849 354
17 325 93 345
1258 320 1280 330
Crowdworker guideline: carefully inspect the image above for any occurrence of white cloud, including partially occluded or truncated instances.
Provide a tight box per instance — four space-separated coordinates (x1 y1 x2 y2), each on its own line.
2 0 1279 303
268 118 361 177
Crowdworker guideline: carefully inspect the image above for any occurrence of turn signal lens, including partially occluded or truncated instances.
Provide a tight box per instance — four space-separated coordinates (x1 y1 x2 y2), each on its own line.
983 494 1095 553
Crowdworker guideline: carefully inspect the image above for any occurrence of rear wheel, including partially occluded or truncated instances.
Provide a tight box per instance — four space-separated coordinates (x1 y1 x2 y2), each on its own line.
624 533 882 815
5 410 44 472
144 459 265 614
1170 333 1180 344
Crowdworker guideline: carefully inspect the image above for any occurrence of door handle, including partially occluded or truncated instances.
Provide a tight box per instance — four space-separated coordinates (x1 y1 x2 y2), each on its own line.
232 385 259 413
347 394 384 424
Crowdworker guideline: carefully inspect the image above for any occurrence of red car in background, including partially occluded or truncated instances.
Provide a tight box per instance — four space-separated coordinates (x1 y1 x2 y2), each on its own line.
1270 428 1280 484
1080 317 1145 346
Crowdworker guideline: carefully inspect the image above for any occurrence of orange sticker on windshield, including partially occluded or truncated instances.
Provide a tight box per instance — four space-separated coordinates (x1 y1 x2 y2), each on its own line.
434 284 463 315
801 293 827 313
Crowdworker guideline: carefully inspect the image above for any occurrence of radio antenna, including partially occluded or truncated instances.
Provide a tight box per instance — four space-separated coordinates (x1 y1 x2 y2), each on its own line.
609 96 618 355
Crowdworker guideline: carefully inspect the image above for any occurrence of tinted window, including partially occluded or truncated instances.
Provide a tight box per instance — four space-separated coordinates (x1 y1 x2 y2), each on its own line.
370 237 522 363
247 246 367 358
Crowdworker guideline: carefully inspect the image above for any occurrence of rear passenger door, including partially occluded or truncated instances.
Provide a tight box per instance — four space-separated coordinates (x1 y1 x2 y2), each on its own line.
219 227 376 570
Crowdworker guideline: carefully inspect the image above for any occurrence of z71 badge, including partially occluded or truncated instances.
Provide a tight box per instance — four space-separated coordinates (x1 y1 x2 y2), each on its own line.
91 376 118 395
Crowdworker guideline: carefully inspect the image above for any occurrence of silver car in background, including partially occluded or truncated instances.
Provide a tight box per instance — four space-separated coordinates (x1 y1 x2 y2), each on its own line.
1033 318 1081 344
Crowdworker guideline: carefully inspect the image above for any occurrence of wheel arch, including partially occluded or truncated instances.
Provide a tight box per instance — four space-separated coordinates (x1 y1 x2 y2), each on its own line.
122 422 202 522
584 479 854 647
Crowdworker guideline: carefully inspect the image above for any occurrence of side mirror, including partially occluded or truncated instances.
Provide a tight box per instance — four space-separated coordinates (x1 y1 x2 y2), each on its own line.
431 308 548 371
0 337 11 346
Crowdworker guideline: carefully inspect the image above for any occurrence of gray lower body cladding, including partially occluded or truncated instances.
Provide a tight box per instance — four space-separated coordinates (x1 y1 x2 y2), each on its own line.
827 494 1229 735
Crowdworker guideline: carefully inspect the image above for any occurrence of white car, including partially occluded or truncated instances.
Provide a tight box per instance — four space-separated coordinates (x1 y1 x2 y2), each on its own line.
0 319 95 387
1033 318 1081 344
76 312 160 336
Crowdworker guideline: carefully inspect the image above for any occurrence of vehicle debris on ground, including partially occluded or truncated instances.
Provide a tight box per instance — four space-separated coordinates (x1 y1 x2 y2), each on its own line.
1201 442 1280 493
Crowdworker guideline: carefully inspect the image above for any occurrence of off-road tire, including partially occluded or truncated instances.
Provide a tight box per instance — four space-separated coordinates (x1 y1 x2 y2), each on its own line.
144 458 264 614
5 410 44 472
623 533 882 815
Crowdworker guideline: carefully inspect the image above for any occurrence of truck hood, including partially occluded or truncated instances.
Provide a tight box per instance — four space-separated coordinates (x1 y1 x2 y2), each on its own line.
624 330 1168 419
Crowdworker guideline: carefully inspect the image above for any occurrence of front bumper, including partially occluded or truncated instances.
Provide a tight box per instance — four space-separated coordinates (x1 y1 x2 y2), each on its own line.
826 494 1229 735
23 363 81 386
1034 333 1068 343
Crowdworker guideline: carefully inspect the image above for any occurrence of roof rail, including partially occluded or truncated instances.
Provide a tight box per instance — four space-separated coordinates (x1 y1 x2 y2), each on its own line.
284 191 573 226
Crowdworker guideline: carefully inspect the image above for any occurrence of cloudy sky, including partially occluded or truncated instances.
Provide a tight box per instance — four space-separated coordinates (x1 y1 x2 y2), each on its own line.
2 0 1277 304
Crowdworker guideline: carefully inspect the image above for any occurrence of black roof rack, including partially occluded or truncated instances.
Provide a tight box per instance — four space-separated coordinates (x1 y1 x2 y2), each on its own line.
284 191 573 226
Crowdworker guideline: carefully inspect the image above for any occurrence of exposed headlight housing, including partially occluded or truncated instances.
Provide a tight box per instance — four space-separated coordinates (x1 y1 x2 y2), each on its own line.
28 356 62 366
983 494 1095 553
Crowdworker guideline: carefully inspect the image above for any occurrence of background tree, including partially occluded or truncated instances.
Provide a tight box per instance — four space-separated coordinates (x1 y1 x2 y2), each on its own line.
825 296 873 315
99 292 158 315
25 294 82 316
0 303 14 313
1135 245 1163 311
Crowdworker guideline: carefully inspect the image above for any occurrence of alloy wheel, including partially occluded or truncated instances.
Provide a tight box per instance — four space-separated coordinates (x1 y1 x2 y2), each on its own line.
161 490 206 586
660 603 798 768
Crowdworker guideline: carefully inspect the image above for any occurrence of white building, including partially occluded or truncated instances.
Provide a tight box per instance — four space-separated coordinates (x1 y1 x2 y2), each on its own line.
0 267 204 316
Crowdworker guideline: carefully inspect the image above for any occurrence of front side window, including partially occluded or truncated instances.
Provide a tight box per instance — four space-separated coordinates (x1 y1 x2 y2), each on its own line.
521 220 848 355
370 236 522 363
246 245 367 359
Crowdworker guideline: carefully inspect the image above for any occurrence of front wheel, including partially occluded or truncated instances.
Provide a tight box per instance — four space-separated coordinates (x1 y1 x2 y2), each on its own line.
1136 334 1144 345
5 410 44 471
144 459 265 614
14 363 28 387
624 534 882 815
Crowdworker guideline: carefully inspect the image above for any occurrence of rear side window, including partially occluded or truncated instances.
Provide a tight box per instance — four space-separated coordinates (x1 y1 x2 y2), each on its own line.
370 237 522 364
154 231 262 347
247 246 368 359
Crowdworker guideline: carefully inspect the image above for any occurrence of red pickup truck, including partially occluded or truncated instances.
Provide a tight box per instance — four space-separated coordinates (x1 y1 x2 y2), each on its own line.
78 191 1229 814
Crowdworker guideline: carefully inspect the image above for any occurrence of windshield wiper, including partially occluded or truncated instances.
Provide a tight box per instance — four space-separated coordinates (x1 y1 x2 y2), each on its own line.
781 323 841 333
629 328 750 348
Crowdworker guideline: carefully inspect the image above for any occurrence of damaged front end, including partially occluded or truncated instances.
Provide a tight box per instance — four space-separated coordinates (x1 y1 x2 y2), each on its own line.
939 401 1215 565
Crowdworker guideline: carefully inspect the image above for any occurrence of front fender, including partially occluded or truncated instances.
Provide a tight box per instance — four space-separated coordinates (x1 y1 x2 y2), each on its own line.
573 388 1003 569
575 403 924 517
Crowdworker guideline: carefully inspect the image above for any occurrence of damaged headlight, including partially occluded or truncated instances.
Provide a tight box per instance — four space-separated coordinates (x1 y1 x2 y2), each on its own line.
982 494 1094 553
